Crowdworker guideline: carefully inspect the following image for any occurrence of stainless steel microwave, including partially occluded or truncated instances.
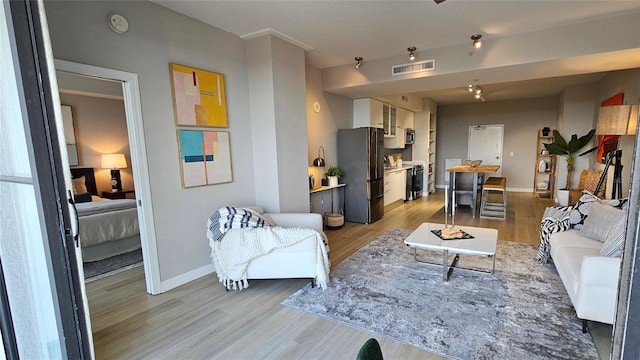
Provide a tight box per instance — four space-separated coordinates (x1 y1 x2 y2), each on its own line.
405 129 415 144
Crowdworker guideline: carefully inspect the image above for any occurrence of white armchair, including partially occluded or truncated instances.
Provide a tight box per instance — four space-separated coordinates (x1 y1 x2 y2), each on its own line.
245 212 326 282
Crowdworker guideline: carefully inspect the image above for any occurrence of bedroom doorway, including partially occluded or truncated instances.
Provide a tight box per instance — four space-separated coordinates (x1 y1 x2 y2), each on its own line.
55 60 161 295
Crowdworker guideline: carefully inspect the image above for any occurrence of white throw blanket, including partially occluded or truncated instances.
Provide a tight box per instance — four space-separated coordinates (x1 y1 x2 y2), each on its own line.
208 226 330 291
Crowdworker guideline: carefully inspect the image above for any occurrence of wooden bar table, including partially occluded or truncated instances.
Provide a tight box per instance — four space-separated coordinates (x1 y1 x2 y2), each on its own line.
446 164 500 218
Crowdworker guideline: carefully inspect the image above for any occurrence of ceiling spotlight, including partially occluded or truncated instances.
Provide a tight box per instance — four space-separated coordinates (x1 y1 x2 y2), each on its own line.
407 47 416 61
468 82 485 101
471 34 482 49
355 57 363 69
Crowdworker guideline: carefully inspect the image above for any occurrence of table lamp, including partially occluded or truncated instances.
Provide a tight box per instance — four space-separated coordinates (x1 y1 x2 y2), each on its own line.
102 153 127 192
594 104 638 198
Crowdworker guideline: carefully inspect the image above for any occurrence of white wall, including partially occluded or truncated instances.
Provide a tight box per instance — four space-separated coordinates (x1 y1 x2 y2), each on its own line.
45 1 257 281
246 35 309 213
59 94 133 194
436 97 558 191
305 65 353 182
556 85 598 191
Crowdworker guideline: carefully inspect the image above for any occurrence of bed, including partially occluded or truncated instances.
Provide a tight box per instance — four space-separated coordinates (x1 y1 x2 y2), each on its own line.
71 168 141 262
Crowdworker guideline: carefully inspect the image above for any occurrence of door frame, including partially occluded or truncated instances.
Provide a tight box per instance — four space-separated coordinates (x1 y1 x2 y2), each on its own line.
55 60 161 295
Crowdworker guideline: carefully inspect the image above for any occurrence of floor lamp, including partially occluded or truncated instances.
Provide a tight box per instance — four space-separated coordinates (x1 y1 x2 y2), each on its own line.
594 104 638 199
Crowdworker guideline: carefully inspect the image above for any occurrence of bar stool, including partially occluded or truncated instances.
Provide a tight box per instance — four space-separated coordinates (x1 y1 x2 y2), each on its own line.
480 177 507 220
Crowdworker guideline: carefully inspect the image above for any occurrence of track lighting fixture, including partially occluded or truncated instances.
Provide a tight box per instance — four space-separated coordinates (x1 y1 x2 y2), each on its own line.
407 47 416 61
471 34 482 49
355 57 363 69
468 82 485 101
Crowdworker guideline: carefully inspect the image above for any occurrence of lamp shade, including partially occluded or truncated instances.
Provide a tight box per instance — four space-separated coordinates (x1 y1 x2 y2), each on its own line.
312 146 326 167
101 153 127 169
596 104 638 135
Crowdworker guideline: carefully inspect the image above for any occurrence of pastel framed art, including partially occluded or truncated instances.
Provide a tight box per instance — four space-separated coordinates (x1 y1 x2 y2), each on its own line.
170 63 228 128
177 129 232 188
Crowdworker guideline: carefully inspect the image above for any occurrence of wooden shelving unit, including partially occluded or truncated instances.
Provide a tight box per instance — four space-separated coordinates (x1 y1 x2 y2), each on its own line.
534 129 556 198
427 114 436 193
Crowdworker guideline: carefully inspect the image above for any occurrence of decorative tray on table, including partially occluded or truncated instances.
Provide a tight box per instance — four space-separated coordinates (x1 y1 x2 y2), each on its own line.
431 229 475 240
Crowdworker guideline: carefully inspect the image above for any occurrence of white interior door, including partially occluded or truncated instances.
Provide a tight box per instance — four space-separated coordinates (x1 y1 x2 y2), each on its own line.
468 125 503 176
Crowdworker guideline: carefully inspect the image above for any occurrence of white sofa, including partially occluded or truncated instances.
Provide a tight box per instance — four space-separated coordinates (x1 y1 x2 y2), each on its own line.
245 212 325 282
549 229 621 331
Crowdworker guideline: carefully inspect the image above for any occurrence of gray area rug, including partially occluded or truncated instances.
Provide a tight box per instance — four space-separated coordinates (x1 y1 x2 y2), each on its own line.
83 249 143 283
282 228 598 360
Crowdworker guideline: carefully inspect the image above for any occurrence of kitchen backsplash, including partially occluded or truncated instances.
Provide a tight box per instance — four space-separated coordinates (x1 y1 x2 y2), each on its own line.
383 146 412 162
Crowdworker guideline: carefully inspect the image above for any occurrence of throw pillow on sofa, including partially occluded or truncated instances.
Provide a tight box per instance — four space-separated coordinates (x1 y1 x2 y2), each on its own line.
568 190 628 230
579 202 627 257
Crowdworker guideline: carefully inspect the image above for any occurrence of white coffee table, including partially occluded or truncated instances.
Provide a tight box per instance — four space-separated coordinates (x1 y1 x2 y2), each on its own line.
404 223 498 281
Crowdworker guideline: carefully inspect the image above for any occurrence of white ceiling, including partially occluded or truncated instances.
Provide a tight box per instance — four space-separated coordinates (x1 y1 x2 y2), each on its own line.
153 0 640 104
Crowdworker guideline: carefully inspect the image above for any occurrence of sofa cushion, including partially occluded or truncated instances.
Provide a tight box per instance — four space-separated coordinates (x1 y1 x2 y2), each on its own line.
579 202 626 245
551 244 602 298
568 191 628 230
592 206 627 257
549 229 602 257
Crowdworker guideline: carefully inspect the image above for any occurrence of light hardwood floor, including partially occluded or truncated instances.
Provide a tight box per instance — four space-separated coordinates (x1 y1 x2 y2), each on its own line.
87 191 555 359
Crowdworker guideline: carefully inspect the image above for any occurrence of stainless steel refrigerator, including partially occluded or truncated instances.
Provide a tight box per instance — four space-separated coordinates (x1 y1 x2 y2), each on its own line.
338 127 385 223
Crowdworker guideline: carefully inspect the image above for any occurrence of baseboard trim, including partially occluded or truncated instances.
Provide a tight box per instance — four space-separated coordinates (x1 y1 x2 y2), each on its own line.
506 187 533 192
160 263 216 292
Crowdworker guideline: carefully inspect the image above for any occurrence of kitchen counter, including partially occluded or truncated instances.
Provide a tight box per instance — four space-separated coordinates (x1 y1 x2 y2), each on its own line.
384 166 413 174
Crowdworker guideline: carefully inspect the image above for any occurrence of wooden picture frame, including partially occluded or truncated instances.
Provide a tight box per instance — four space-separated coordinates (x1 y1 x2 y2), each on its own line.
169 63 228 128
177 129 232 188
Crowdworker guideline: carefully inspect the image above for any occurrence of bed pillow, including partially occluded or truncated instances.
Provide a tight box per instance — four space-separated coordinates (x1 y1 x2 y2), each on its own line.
74 192 93 203
568 190 627 230
72 176 88 195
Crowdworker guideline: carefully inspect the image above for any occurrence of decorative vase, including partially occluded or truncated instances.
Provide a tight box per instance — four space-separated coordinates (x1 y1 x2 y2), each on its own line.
538 160 547 172
328 176 338 187
542 127 551 136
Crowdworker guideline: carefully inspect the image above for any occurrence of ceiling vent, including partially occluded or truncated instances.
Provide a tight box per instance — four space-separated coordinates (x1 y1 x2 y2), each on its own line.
392 59 435 76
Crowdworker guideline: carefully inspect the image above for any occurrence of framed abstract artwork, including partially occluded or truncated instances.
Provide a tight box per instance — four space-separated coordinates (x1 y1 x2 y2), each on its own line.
170 63 228 128
177 129 232 188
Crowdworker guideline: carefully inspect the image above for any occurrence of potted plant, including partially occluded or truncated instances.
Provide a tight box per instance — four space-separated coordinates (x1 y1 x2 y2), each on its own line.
324 166 344 187
544 129 595 205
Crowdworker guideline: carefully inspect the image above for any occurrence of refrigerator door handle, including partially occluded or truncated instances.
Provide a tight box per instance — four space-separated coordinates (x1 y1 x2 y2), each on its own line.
374 129 379 177
371 194 384 200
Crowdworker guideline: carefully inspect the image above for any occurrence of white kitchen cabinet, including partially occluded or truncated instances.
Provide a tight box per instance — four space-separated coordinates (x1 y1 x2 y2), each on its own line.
384 107 414 149
353 98 384 128
397 107 414 129
383 103 396 136
384 127 406 149
384 169 406 206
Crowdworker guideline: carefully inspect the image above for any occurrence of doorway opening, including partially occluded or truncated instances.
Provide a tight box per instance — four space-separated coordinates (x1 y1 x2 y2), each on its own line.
55 60 161 295
58 72 142 282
